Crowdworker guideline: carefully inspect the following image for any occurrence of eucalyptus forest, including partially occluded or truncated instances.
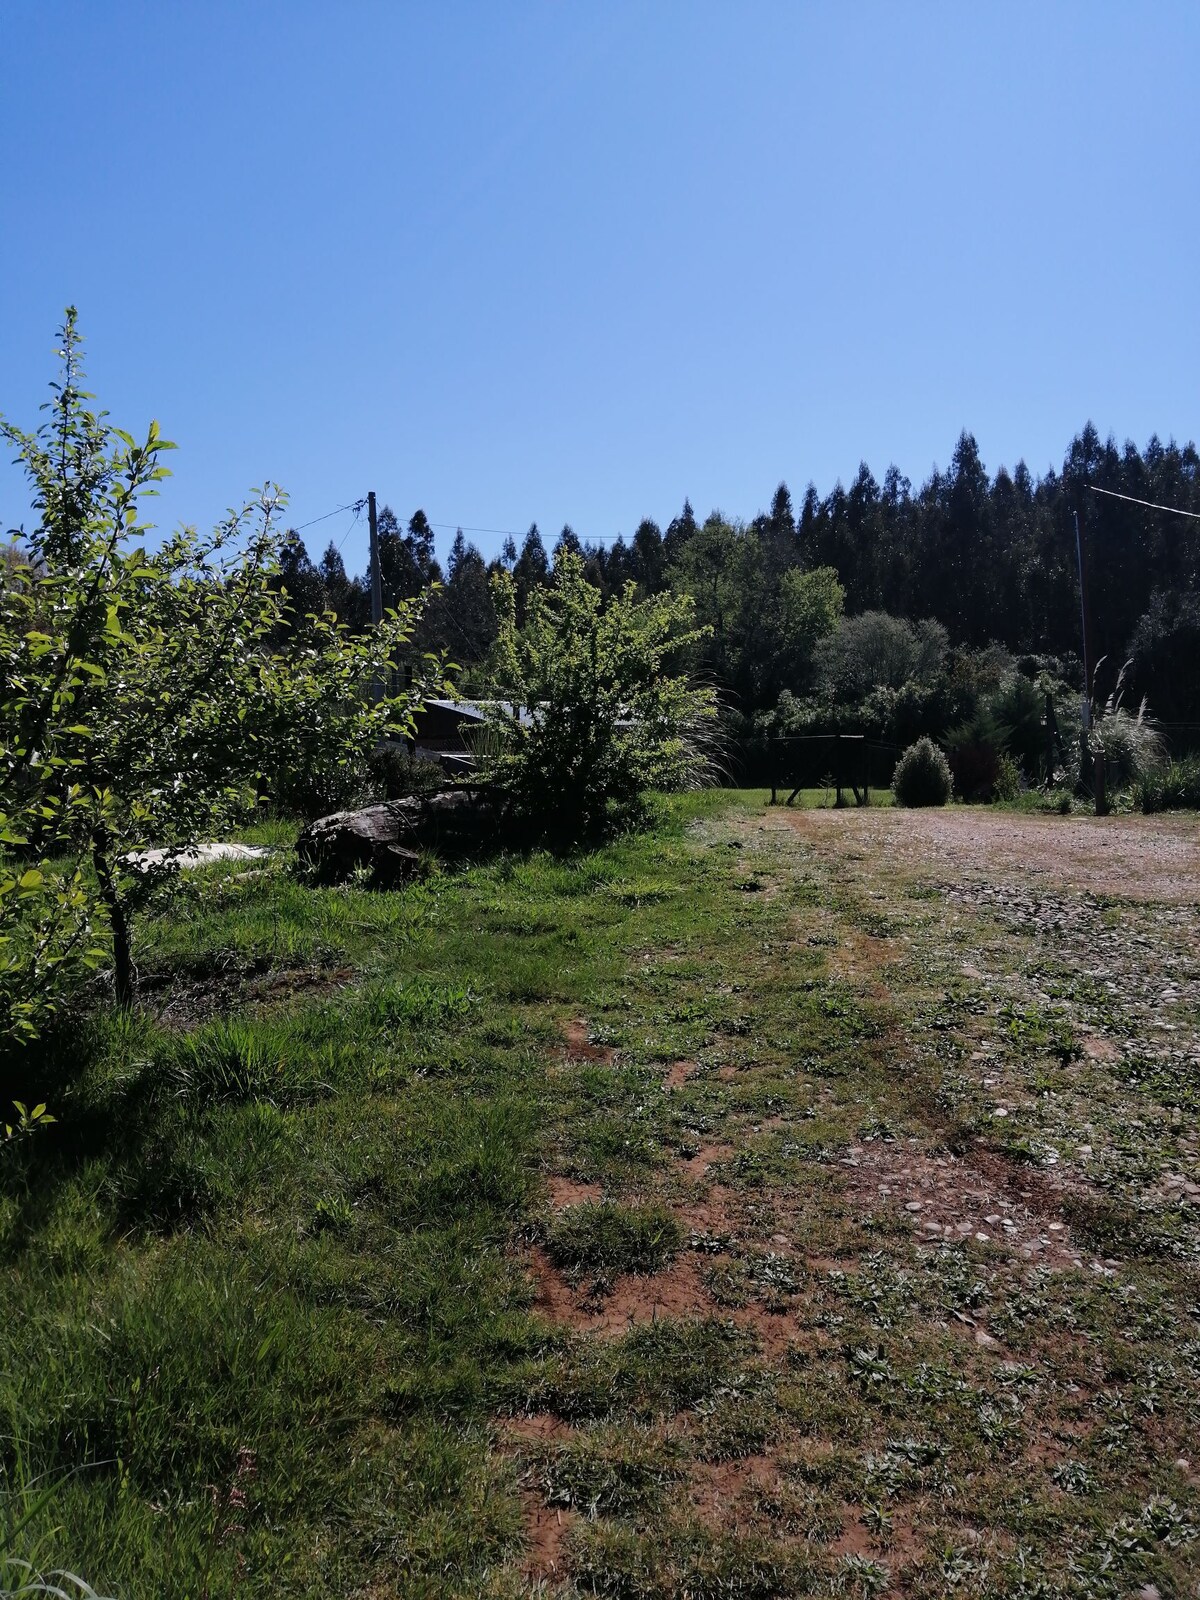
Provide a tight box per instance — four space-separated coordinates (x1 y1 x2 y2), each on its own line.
279 425 1200 741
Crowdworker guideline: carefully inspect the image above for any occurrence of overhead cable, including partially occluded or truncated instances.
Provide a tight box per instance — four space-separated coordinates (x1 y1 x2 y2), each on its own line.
1086 484 1200 521
291 499 366 533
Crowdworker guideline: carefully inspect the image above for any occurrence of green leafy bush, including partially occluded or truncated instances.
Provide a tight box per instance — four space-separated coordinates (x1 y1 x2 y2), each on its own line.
368 742 448 803
944 708 1005 801
993 752 1022 801
891 737 952 807
485 550 717 839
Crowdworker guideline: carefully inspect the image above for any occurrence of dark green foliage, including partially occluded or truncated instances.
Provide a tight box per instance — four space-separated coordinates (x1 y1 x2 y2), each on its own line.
944 707 1006 801
232 418 1200 776
546 1201 683 1277
377 504 441 607
891 738 952 806
367 742 448 801
992 672 1048 779
421 530 498 666
1128 591 1200 725
255 421 1200 745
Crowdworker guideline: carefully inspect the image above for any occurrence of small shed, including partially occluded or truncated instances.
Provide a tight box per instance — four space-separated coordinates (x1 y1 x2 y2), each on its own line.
408 699 534 775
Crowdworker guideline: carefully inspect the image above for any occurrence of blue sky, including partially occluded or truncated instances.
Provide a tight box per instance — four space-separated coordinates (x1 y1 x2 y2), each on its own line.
3 2 1197 576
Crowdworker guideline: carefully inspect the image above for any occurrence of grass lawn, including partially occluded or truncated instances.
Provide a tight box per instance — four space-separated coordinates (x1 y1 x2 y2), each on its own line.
767 787 895 810
2 792 1199 1597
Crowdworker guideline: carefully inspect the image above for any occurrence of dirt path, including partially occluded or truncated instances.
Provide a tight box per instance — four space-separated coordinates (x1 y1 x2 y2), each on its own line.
782 801 1200 900
505 799 1200 1597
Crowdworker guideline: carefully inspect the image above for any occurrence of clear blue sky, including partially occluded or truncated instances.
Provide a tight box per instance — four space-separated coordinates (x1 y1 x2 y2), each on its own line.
3 2 1197 577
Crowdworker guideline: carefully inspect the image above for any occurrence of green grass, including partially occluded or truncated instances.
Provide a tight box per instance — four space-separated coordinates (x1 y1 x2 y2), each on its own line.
2 789 1199 1597
762 786 894 810
545 1201 683 1279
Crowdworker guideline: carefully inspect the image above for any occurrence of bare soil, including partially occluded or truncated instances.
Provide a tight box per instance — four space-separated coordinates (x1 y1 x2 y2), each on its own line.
562 1017 617 1063
786 804 1200 901
836 1137 1083 1269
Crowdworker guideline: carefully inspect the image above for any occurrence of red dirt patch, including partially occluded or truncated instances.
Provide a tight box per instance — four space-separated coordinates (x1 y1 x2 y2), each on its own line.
562 1018 616 1063
499 1412 577 1444
679 1183 741 1240
528 1245 719 1331
836 1138 1085 1268
1081 1035 1121 1063
663 1060 698 1090
546 1175 604 1208
679 1142 736 1181
686 1455 780 1527
519 1492 577 1584
829 928 898 998
527 1238 803 1359
832 1505 925 1585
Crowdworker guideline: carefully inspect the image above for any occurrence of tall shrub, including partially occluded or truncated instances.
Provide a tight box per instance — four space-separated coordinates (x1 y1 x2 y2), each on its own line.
485 549 717 838
892 737 952 807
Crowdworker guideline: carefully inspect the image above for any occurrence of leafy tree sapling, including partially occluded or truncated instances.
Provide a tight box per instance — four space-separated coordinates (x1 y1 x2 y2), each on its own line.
0 311 447 1036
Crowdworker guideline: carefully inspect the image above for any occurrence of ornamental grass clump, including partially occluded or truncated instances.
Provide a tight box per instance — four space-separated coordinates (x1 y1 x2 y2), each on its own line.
891 737 952 807
1137 755 1200 814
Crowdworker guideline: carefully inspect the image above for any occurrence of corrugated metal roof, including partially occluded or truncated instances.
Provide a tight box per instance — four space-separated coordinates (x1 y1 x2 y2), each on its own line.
425 698 536 726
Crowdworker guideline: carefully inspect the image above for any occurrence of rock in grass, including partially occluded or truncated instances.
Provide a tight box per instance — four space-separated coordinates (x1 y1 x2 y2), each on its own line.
126 841 270 872
296 789 496 883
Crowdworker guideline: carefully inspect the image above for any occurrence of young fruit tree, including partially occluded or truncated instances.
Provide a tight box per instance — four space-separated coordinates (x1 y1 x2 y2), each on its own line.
484 547 717 838
0 311 447 1041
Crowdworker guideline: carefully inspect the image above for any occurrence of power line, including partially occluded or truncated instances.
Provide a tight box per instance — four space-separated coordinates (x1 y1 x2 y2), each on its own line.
1086 484 1200 522
333 504 364 555
291 499 366 534
426 520 524 539
295 506 639 552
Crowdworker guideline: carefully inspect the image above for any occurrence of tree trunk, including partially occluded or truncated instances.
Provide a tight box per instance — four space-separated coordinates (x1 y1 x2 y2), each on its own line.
93 832 134 1007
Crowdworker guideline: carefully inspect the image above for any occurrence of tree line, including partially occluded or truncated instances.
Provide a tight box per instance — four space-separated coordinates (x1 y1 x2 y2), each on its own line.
278 424 1200 733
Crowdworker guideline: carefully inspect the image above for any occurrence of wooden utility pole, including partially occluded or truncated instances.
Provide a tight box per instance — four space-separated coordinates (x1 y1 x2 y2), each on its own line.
368 491 382 626
368 491 383 703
